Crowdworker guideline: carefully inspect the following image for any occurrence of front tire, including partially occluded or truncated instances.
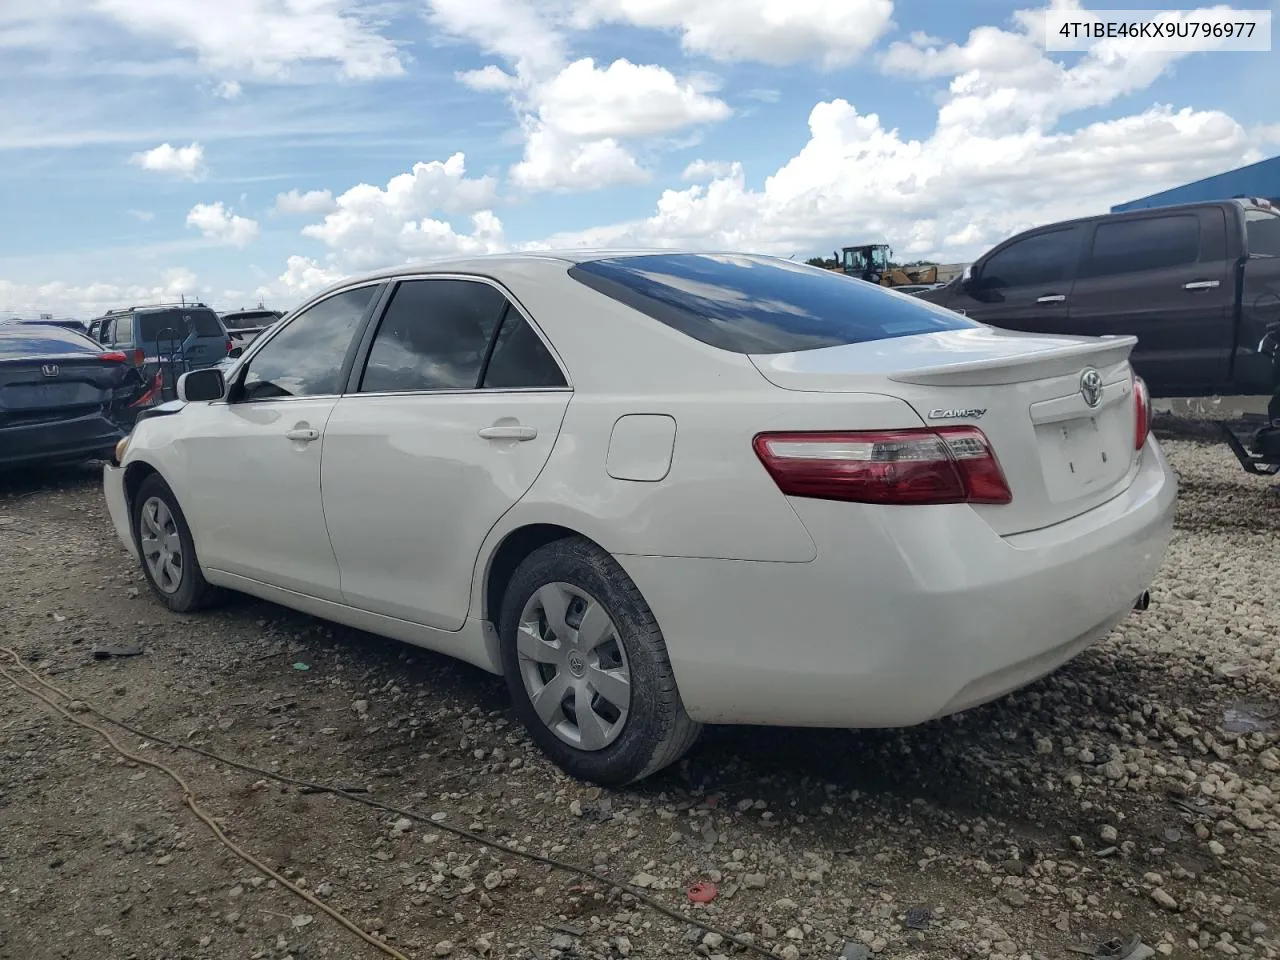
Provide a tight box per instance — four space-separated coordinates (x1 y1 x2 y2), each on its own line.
132 474 222 613
498 537 701 786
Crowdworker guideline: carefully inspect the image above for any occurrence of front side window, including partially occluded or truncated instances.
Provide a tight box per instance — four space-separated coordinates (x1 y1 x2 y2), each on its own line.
1246 208 1280 257
239 286 377 401
359 279 508 393
1084 215 1201 278
979 228 1081 290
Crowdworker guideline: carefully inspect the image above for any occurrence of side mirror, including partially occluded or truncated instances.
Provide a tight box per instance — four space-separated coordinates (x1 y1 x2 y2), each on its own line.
228 346 244 358
177 368 226 403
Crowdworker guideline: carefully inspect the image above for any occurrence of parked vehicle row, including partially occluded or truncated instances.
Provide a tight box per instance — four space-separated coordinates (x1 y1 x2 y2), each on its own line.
103 250 1176 786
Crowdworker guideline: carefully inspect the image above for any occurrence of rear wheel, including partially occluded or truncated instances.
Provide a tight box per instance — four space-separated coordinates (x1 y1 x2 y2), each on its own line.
498 537 701 785
132 474 222 612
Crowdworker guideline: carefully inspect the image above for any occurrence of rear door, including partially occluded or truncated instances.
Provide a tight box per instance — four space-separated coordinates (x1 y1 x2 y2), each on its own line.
321 276 572 630
1067 207 1234 394
944 226 1085 331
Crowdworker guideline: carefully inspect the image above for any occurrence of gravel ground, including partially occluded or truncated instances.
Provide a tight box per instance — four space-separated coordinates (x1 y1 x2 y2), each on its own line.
1 435 1278 960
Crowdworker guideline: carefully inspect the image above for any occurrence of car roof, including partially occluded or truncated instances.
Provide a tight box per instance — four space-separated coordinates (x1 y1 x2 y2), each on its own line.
307 249 784 302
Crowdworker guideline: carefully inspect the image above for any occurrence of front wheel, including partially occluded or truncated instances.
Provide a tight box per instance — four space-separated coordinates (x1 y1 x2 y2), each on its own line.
131 473 223 613
498 537 701 786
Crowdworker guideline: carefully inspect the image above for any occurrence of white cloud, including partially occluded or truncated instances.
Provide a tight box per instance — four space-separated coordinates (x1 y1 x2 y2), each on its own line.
0 268 201 319
186 202 260 248
297 153 503 271
575 0 895 67
127 209 155 222
214 79 243 99
457 65 519 92
682 159 738 181
273 188 338 216
91 0 404 79
426 2 731 192
538 2 1266 262
129 142 206 179
260 255 350 300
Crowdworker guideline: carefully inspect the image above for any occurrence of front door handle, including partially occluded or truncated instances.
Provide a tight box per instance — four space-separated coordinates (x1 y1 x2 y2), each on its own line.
478 424 537 441
285 426 320 442
1184 280 1221 290
1037 294 1066 304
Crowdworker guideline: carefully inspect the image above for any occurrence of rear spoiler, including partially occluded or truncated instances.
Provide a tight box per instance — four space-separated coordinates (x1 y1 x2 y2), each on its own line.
889 335 1137 387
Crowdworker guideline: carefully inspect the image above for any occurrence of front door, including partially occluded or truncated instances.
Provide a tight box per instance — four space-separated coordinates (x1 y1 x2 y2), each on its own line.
1067 207 1234 395
944 225 1085 333
321 277 572 631
175 283 383 599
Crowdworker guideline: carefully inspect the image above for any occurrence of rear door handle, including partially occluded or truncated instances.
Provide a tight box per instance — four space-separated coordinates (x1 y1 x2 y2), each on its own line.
1036 294 1066 303
478 424 537 441
1184 280 1220 290
285 427 320 442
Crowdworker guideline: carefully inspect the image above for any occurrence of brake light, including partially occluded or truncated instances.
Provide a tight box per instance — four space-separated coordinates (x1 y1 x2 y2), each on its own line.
98 351 128 363
753 427 1013 506
130 371 164 408
226 339 234 354
131 348 146 367
1133 375 1152 450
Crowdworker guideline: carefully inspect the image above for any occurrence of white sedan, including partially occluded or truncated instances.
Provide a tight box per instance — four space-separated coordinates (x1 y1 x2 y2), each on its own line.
103 251 1177 785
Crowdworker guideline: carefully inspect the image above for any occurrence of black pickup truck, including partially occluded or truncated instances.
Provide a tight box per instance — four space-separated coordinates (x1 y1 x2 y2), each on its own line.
917 197 1280 472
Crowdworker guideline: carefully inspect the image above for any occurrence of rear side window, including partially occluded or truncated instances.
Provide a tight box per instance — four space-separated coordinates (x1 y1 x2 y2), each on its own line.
114 314 134 344
0 326 98 357
1084 215 1201 278
1246 209 1280 257
482 311 566 389
568 254 975 355
359 279 508 393
979 228 1081 290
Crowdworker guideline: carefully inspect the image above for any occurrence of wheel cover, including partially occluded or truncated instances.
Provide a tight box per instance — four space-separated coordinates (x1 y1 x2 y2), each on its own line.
139 496 183 594
516 582 631 752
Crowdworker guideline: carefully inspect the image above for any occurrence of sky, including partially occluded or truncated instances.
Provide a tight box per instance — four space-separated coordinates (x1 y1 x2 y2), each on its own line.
1 0 1277 318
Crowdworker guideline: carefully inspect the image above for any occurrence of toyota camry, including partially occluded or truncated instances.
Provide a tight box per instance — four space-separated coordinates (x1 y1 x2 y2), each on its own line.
102 251 1177 785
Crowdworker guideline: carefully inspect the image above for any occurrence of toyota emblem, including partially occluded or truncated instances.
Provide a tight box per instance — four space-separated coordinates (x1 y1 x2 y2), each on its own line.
1079 368 1103 408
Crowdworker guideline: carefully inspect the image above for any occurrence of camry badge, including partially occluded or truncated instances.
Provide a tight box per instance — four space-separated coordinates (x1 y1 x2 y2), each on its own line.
928 407 986 420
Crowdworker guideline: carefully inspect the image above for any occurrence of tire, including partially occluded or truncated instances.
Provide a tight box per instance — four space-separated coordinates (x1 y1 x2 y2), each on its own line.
131 473 222 613
498 536 701 786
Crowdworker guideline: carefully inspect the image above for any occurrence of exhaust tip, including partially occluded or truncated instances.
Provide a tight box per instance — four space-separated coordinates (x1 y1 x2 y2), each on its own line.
1133 590 1151 612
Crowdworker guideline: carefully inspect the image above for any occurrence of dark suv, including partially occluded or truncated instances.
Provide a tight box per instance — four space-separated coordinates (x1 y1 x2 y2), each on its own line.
88 303 231 403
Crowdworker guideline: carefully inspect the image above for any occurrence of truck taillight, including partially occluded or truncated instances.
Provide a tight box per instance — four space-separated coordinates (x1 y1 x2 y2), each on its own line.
752 427 1013 506
1133 375 1152 450
131 348 146 367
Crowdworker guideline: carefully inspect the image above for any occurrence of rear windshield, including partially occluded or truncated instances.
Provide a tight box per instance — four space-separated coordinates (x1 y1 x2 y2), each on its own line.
568 253 976 354
0 325 97 357
137 308 224 342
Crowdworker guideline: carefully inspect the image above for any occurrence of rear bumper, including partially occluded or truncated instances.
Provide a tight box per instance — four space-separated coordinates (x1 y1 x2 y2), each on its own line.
615 438 1177 729
103 463 138 561
0 414 125 469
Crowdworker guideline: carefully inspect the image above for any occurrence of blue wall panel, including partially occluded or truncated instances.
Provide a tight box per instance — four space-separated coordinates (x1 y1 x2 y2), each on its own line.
1111 156 1280 212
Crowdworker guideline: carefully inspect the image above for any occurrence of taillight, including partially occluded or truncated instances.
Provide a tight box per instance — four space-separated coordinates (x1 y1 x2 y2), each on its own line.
131 348 146 367
98 350 128 363
130 371 164 408
1133 375 1151 450
226 339 234 354
752 427 1013 506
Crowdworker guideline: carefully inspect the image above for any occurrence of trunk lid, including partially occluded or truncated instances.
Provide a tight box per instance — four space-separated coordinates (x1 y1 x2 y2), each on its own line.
749 327 1144 536
0 355 136 428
